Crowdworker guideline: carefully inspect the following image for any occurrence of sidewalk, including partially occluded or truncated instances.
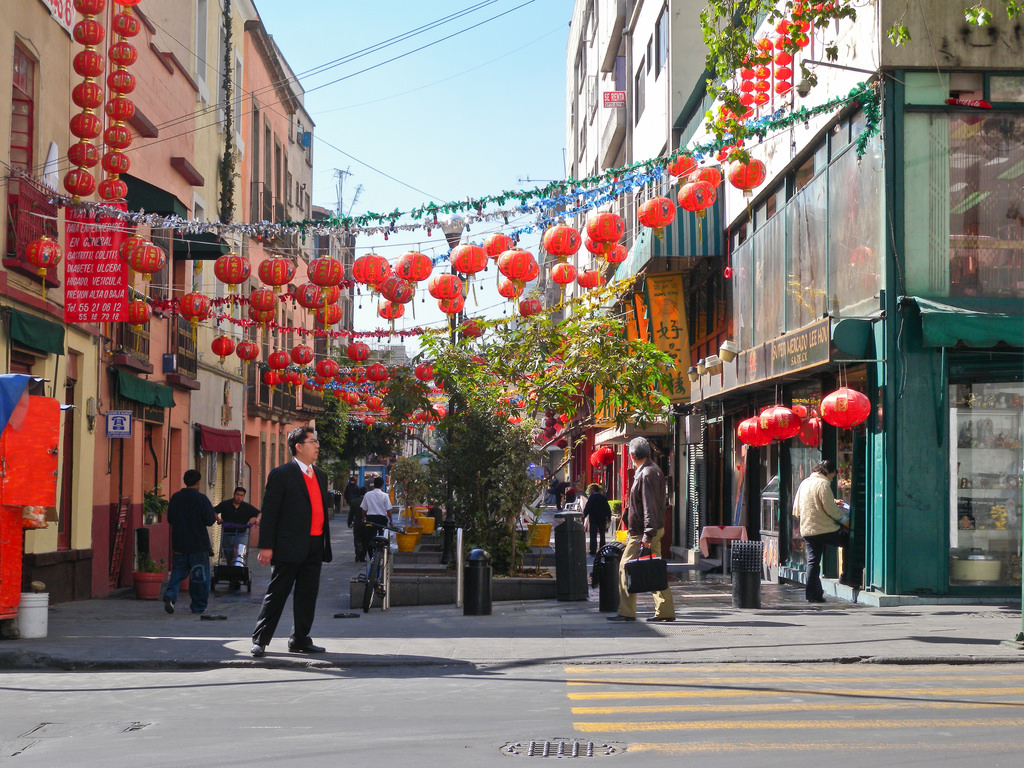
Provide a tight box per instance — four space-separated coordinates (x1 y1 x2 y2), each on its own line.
1 521 1022 670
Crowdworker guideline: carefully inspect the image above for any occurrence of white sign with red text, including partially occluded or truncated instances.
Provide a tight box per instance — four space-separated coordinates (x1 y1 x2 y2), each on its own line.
64 208 128 323
38 0 74 35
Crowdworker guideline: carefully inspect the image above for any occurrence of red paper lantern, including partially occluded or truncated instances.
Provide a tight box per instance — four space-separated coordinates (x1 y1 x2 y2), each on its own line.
460 319 483 338
427 273 463 301
73 50 105 78
728 158 767 197
262 370 282 388
497 249 537 283
126 300 151 328
766 405 802 440
211 335 235 361
249 288 277 313
346 342 370 362
820 387 871 429
550 262 577 285
70 112 102 140
598 445 616 465
606 244 628 264
367 396 384 411
414 362 434 381
294 282 325 309
362 415 376 426
257 256 295 290
378 275 415 304
98 177 127 200
438 294 466 315
24 236 62 276
290 344 314 366
497 278 524 300
319 285 341 305
75 0 107 12
667 154 698 178
677 180 717 216
366 363 388 382
101 151 130 175
315 304 343 325
73 18 106 45
214 253 250 290
103 124 132 150
519 297 542 317
541 225 582 258
483 233 514 260
72 81 104 109
577 270 603 289
450 244 488 276
67 141 100 168
236 340 260 363
308 256 343 287
119 234 145 261
798 416 822 447
695 166 723 187
179 292 211 328
112 11 140 36
378 300 405 321
127 241 166 279
267 349 290 371
108 40 138 66
108 69 136 94
589 451 602 467
316 359 340 380
395 251 432 282
352 253 389 286
737 416 772 446
586 212 625 245
638 197 677 235
248 307 275 325
105 96 135 121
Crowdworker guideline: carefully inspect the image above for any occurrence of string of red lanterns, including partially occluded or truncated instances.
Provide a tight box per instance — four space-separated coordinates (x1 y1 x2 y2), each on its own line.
100 0 140 201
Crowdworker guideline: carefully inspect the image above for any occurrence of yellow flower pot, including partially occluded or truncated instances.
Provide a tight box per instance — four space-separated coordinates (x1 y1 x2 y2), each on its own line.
414 516 435 534
395 531 421 552
528 523 552 547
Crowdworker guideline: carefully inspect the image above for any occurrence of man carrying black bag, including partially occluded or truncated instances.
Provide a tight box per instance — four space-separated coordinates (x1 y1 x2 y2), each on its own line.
608 437 676 623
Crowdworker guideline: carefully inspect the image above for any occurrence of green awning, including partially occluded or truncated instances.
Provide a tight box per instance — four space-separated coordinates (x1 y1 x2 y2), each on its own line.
113 369 175 408
176 232 230 261
613 198 725 283
123 174 188 218
904 296 1024 347
8 308 64 355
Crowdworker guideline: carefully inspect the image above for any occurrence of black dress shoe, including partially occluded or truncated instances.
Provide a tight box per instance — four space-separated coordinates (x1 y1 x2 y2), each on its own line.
163 596 174 614
288 643 326 654
606 615 636 622
250 644 266 657
647 616 676 622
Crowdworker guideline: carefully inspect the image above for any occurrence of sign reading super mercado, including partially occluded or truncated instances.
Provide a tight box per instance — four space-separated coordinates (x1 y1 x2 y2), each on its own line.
64 208 128 323
38 0 74 35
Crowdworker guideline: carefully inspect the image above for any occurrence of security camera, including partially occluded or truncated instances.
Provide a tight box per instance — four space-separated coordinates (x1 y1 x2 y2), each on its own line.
796 79 812 98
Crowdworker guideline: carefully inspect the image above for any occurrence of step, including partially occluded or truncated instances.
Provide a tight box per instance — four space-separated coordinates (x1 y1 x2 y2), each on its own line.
347 573 558 608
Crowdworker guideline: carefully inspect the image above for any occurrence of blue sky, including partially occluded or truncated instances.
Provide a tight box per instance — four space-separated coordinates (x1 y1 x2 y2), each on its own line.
256 0 574 347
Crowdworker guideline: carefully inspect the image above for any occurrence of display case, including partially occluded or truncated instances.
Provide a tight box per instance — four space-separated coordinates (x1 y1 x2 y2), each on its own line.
949 382 1023 587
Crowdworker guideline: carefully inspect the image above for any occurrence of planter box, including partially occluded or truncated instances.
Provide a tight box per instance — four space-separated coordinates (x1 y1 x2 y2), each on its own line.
348 574 558 608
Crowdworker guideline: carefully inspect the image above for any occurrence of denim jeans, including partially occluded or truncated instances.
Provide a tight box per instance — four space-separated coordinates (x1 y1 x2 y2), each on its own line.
803 528 849 601
164 552 211 613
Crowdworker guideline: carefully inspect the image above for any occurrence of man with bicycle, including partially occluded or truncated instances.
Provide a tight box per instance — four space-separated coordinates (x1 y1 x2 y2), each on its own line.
359 476 393 554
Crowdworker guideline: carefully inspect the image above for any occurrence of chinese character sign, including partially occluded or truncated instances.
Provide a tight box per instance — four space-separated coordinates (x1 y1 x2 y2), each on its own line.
64 207 128 323
644 273 691 402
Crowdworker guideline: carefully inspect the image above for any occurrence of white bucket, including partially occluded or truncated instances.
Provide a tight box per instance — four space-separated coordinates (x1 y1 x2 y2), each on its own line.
18 593 49 639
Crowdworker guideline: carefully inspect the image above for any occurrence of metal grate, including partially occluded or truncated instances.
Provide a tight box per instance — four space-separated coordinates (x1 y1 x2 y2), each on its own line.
502 740 624 758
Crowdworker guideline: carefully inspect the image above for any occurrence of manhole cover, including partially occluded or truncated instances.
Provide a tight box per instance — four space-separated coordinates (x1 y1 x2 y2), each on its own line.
502 740 624 758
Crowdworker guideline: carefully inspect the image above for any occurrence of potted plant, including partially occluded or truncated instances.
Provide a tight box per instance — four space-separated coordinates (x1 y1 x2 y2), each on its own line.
142 486 168 525
132 554 164 600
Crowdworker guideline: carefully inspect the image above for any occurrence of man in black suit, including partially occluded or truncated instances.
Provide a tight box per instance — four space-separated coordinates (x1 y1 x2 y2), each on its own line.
250 426 333 657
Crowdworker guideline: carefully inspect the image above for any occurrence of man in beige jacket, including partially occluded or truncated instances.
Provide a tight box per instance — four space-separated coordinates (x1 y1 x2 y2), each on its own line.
793 459 849 603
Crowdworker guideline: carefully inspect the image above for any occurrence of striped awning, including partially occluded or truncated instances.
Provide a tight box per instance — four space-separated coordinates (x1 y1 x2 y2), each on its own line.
614 198 725 283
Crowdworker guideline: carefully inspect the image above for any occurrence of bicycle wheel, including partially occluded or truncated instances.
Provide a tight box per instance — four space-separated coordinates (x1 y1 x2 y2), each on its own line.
362 549 382 612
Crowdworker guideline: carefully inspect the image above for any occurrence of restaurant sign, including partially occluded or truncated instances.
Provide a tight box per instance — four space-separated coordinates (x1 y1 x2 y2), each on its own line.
38 0 74 35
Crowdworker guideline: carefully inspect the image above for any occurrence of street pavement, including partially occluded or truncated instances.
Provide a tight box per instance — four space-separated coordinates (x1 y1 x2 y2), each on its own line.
1 520 1022 670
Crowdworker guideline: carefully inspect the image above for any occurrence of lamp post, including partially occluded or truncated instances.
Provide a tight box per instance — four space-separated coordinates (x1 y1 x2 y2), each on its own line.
438 215 464 563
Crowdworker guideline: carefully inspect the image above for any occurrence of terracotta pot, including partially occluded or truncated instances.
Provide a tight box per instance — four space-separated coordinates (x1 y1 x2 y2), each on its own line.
132 571 164 600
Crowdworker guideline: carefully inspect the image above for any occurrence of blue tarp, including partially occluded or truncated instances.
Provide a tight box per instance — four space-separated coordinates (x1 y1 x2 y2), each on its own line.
0 374 32 436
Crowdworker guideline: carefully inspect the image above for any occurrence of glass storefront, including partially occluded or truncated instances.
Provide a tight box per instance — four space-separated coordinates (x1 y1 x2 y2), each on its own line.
949 381 1024 587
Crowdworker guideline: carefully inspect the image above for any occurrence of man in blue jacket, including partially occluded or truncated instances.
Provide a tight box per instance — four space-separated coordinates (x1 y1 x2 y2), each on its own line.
163 469 216 616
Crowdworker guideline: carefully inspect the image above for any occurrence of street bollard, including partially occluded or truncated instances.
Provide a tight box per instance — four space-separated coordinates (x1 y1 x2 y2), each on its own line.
730 540 764 609
554 511 588 601
592 542 625 612
463 548 492 615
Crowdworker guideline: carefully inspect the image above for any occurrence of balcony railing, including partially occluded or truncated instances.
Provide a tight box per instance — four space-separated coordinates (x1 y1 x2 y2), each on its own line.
174 315 198 379
4 176 59 281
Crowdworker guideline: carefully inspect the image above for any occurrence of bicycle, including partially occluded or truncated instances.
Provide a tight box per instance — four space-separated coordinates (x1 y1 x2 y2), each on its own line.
361 520 401 612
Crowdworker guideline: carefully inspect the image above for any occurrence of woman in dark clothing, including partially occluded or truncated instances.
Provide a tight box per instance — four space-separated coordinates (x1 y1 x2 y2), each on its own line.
582 483 612 555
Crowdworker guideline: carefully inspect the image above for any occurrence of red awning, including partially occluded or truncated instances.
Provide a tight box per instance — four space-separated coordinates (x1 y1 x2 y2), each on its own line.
198 425 242 453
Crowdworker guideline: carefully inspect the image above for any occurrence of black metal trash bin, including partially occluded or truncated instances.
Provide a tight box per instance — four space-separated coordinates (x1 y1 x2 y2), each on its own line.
730 540 764 609
554 512 588 601
464 548 492 615
592 541 625 612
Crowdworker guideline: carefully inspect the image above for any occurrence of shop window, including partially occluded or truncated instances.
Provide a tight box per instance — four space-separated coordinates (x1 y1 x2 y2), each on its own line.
828 141 883 316
904 112 1024 299
751 212 785 345
655 4 668 75
787 171 827 330
990 75 1024 103
949 381 1023 587
634 60 645 122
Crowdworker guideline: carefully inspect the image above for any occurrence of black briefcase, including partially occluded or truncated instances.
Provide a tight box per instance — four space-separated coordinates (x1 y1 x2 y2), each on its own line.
624 550 668 593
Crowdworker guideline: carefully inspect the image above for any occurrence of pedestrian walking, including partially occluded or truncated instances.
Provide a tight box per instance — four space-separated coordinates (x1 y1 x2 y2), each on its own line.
213 486 259 587
250 426 333 657
343 476 361 528
582 482 611 555
793 459 849 603
163 469 217 616
608 437 675 623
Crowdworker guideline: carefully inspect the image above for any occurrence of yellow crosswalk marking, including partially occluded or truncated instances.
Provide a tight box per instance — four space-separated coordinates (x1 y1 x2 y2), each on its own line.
572 699 1024 715
564 671 1024 684
567 686 1024 700
627 741 1024 754
573 717 1024 733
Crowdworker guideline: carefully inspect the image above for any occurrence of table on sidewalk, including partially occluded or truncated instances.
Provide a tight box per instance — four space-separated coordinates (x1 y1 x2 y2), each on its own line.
699 525 749 574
